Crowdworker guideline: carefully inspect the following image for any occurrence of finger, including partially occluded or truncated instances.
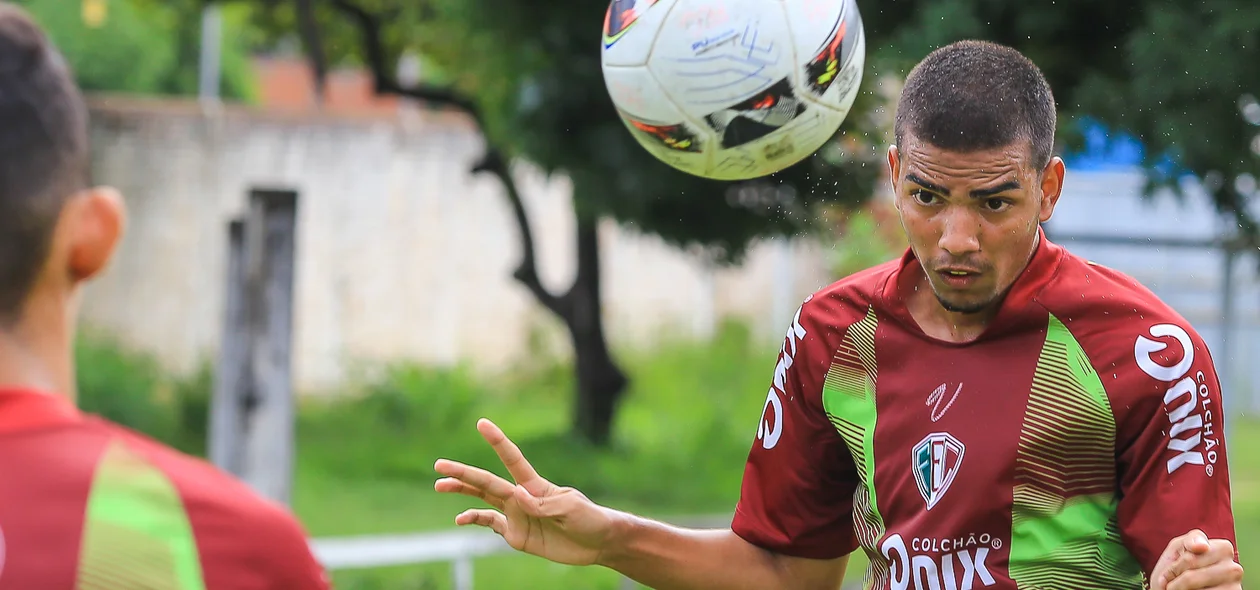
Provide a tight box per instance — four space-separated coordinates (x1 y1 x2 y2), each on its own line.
1164 541 1240 586
455 508 508 536
1166 559 1244 590
1153 546 1183 590
478 418 551 494
1154 530 1211 585
434 477 506 510
1181 530 1211 554
1164 549 1214 582
1156 536 1187 569
433 459 518 502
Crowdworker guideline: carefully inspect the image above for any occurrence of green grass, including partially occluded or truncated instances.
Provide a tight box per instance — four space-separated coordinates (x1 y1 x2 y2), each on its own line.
74 324 1260 589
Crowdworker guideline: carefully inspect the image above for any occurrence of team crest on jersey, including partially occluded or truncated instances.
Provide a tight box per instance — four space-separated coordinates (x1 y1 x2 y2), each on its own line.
913 432 966 510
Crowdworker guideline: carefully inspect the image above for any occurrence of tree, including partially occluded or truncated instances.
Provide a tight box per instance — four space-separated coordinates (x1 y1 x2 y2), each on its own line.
238 0 1258 445
246 0 887 446
18 0 258 100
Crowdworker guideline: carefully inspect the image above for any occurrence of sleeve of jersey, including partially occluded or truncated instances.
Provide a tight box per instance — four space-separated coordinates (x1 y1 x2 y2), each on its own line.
257 506 333 589
1110 321 1238 575
730 300 860 560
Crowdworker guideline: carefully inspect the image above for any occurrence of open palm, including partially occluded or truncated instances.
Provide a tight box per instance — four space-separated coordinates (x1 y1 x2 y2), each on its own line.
434 419 617 566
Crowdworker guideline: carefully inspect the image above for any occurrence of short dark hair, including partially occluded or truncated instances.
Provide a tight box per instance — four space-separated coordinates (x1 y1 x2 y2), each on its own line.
0 3 89 325
894 40 1056 168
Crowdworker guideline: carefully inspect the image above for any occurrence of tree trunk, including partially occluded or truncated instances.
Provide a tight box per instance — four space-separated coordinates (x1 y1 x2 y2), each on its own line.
566 217 628 446
325 0 630 445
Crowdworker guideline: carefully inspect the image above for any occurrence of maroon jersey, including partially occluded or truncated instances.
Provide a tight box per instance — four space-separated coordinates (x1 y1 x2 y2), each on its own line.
732 230 1237 589
0 389 330 589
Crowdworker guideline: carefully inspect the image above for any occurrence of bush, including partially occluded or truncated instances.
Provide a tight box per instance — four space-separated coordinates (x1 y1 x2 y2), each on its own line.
297 363 493 481
170 363 213 456
75 319 779 514
75 331 177 442
827 202 908 279
287 318 774 512
75 331 212 454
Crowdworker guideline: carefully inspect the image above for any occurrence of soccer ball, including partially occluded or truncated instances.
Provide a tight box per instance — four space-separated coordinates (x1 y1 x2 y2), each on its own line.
600 0 866 181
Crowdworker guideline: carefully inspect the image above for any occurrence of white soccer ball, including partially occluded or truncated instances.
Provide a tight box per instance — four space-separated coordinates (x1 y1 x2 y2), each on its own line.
600 0 866 181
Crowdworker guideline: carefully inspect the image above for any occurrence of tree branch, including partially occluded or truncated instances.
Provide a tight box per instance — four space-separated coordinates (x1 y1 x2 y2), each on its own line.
472 150 570 319
294 0 327 102
324 0 568 319
325 0 480 117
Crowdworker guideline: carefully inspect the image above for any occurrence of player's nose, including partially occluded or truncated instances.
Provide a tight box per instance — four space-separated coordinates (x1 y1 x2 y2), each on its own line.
938 209 981 257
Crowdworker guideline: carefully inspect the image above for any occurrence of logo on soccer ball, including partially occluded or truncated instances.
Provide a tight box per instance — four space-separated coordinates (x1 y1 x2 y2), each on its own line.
913 432 965 510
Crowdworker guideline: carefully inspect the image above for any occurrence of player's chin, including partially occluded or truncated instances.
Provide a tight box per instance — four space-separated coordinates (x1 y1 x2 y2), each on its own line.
934 292 996 315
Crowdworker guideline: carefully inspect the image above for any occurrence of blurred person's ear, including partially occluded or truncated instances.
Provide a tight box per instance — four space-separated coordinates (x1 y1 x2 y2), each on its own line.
57 186 126 284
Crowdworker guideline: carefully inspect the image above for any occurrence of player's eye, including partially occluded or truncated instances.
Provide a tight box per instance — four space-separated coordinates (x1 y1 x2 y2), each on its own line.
984 198 1011 212
911 189 936 205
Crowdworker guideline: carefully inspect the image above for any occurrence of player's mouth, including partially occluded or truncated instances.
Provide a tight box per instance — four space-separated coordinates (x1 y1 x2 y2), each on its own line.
935 268 982 289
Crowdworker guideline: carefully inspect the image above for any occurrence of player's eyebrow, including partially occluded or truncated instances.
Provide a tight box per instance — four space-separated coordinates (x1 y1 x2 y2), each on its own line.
905 174 949 196
970 180 1021 198
905 174 1021 199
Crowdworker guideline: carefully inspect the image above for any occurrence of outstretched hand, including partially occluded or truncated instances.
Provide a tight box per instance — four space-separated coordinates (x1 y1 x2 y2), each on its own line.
434 418 619 567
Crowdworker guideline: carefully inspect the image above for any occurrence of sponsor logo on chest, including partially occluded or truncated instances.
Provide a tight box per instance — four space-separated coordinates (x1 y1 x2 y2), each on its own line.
882 532 1000 590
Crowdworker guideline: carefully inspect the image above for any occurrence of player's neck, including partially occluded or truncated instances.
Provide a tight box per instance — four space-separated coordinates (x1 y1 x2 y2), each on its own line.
0 294 78 403
906 277 1002 344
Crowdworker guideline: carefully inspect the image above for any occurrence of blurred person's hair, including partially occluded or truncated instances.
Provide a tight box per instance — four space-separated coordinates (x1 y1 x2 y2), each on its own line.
894 40 1057 169
0 3 90 325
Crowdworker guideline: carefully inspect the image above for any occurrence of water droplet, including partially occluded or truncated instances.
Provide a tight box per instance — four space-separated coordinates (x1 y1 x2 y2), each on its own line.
1241 94 1260 125
1236 173 1257 197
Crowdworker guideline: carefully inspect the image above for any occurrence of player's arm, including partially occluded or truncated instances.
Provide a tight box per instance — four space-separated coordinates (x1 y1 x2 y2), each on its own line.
435 299 857 589
1114 322 1240 586
599 516 849 590
434 419 848 590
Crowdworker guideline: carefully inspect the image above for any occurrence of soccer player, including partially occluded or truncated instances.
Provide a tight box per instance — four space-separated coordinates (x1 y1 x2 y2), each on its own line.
434 41 1246 590
0 5 330 588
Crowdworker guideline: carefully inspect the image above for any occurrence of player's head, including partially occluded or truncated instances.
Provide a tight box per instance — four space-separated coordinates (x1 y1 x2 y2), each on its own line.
888 40 1064 315
0 4 123 331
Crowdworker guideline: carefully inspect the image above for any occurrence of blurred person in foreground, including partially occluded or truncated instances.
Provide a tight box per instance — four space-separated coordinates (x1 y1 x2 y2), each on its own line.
435 41 1244 590
0 4 329 588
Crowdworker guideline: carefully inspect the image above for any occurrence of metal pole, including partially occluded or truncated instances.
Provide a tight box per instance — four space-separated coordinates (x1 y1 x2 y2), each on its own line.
771 238 795 340
240 189 300 505
1219 247 1236 444
209 220 249 475
199 3 223 105
453 557 474 590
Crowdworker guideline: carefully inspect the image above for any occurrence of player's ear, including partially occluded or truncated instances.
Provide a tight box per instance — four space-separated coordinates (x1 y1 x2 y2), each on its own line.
58 186 126 283
888 145 901 199
1038 156 1065 224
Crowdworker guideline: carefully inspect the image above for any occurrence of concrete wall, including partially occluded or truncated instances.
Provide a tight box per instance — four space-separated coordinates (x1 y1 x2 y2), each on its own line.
80 96 838 394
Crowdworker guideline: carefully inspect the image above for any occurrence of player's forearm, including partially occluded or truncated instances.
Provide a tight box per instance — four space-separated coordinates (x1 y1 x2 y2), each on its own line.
596 513 809 590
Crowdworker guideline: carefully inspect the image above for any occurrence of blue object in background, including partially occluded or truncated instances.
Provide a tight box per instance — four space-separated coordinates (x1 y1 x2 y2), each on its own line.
1061 118 1146 171
1062 118 1191 181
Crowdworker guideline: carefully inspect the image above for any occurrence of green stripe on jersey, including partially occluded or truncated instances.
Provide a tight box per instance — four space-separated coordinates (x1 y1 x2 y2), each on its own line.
1009 314 1144 589
76 439 206 590
821 307 890 589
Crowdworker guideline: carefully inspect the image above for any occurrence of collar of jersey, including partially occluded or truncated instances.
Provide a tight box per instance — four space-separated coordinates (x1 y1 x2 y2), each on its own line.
881 226 1066 344
0 388 81 435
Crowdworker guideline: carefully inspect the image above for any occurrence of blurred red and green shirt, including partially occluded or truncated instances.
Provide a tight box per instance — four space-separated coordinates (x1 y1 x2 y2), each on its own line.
0 389 329 589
